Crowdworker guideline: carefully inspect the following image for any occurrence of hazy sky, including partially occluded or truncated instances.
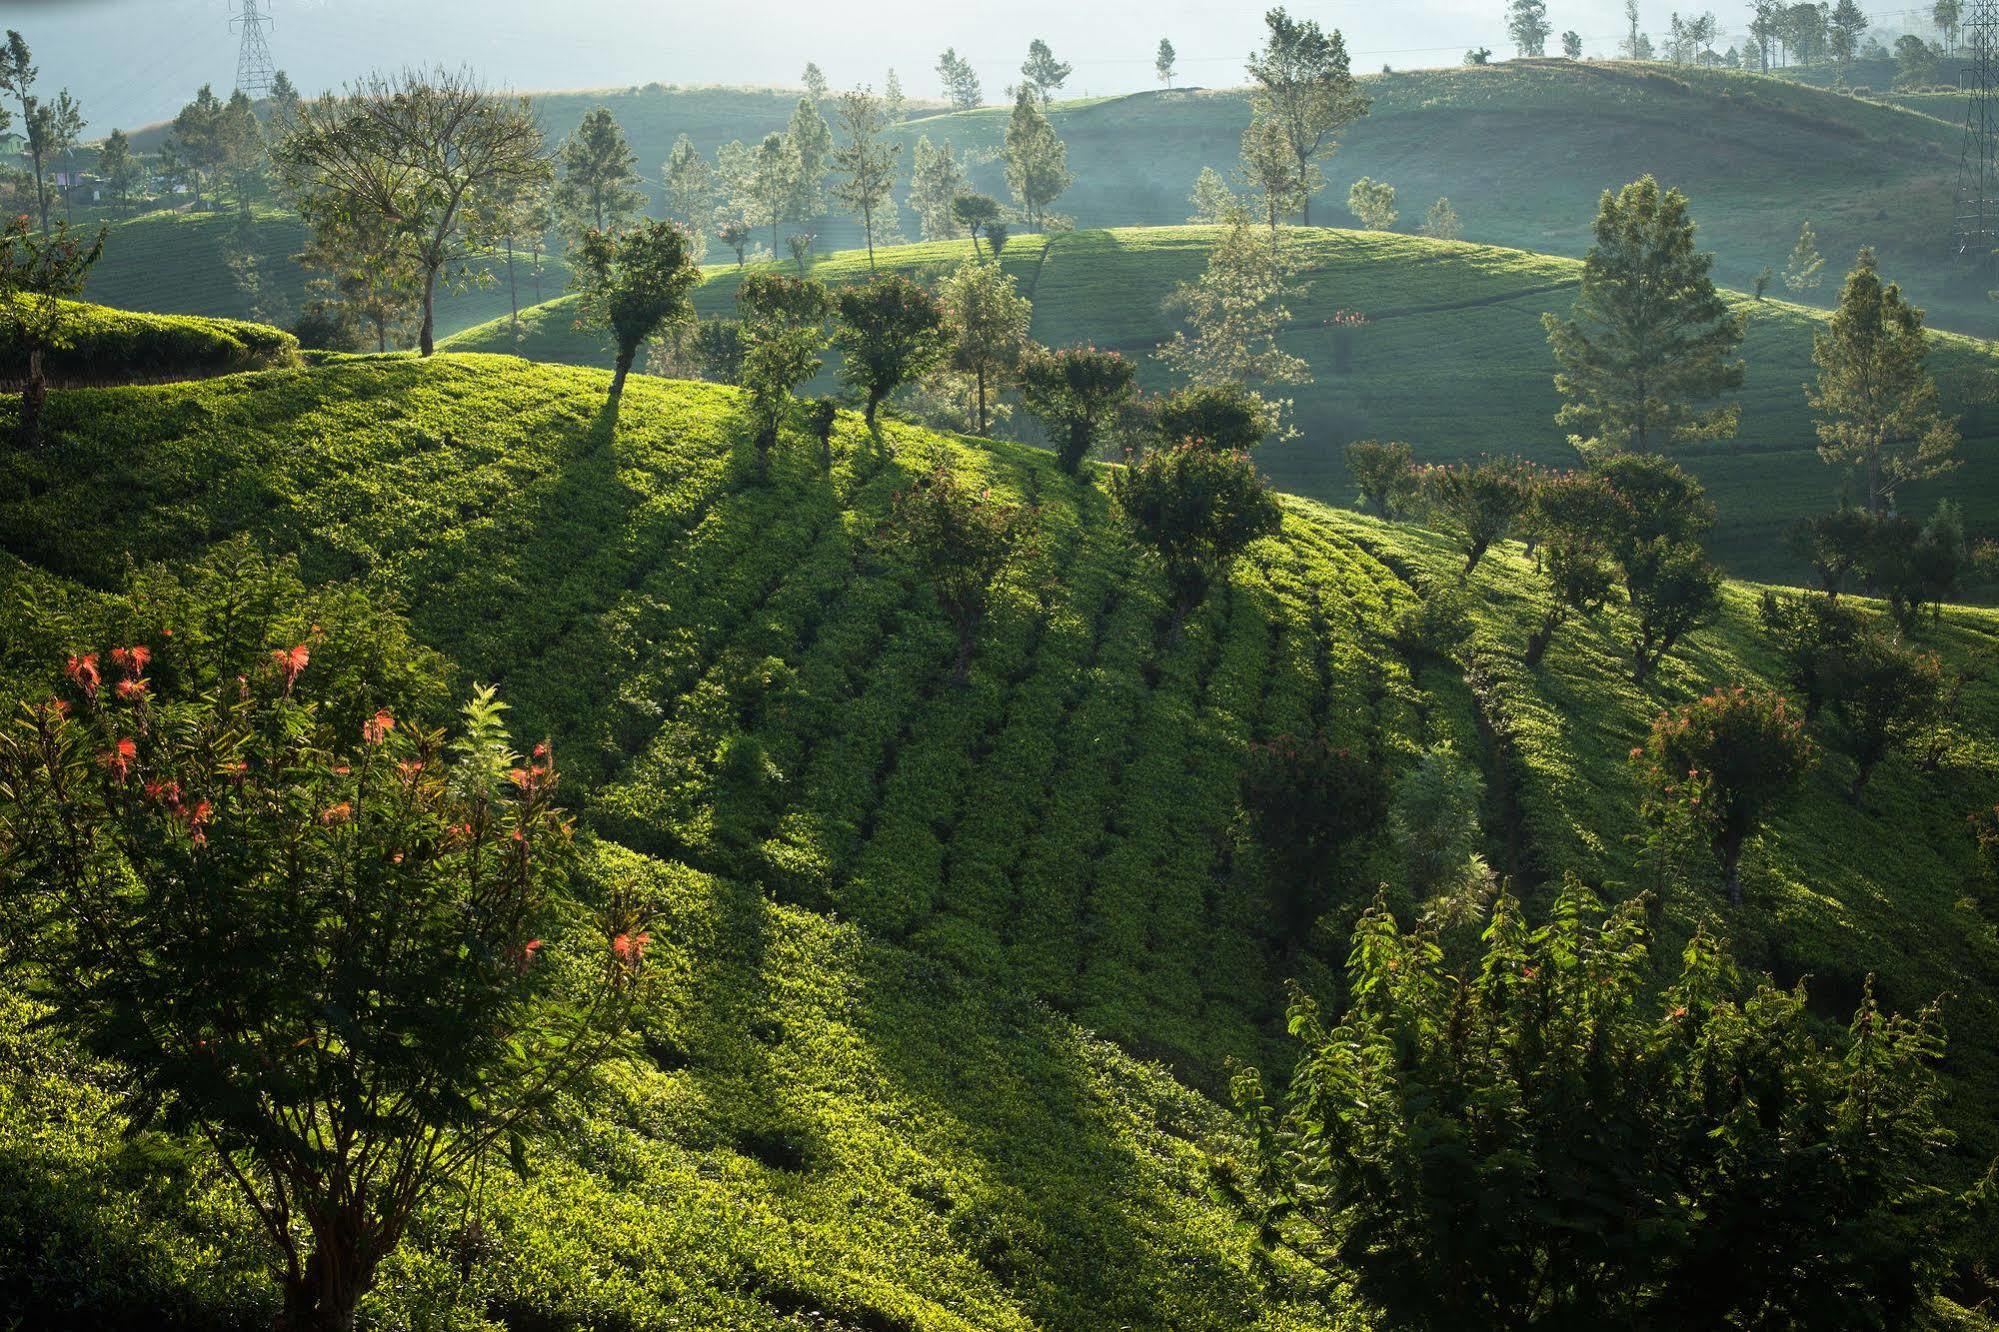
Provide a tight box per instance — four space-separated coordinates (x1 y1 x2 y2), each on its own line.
8 0 1929 134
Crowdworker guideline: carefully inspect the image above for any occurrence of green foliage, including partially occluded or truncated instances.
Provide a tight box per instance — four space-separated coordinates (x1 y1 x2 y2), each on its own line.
939 257 1033 436
830 88 902 269
550 106 647 245
1784 218 1826 294
1638 685 1815 903
0 293 295 387
1004 86 1075 232
1343 439 1415 517
1345 176 1397 231
1157 382 1272 453
1244 8 1371 227
1237 883 1962 1329
1544 175 1745 455
880 454 1038 683
1019 345 1137 473
1240 732 1388 945
1522 469 1624 666
570 218 702 406
1832 630 1950 800
1388 741 1485 898
1809 247 1959 517
1158 222 1310 416
0 560 638 1330
736 270 832 475
1414 456 1533 576
1759 588 1868 720
1 215 105 446
831 272 949 431
1418 196 1461 241
1110 441 1283 624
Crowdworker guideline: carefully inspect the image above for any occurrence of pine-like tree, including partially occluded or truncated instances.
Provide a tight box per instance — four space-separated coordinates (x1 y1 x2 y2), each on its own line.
1020 39 1072 104
1003 86 1074 231
907 136 967 241
830 87 903 271
1156 38 1178 86
1808 248 1960 518
552 107 647 245
936 48 982 110
1543 175 1744 455
1783 219 1825 294
1244 9 1371 226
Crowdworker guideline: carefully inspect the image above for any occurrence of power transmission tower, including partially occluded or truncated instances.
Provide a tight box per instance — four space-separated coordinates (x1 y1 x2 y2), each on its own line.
1953 0 1999 265
231 0 277 98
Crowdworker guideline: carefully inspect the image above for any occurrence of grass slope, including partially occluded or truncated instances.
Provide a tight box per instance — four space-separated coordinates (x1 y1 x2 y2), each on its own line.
2 353 1996 1327
446 226 1999 586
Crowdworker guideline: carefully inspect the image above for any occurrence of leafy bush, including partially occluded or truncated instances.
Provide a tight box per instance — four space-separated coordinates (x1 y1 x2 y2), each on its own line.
1110 442 1282 629
1239 733 1387 948
1236 882 1963 1330
1415 457 1534 577
1343 440 1415 518
1638 686 1815 905
1 295 297 386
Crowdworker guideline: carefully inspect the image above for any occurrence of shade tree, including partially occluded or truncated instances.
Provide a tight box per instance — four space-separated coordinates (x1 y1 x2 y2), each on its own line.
1346 176 1397 230
551 106 646 246
831 87 902 271
274 67 550 356
937 48 982 110
1544 175 1744 455
1522 469 1625 666
736 272 832 478
1020 39 1072 103
833 273 951 436
881 455 1039 684
1639 686 1815 904
1110 440 1283 631
938 257 1033 436
1244 8 1371 226
1415 457 1534 577
0 214 103 448
571 218 702 417
1808 247 1958 519
1003 86 1074 231
1019 345 1138 473
1343 439 1416 517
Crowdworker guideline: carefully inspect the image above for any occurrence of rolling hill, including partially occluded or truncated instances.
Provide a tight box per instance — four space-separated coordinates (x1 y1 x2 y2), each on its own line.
442 225 1999 588
95 61 1998 346
2 347 1997 1327
80 206 568 336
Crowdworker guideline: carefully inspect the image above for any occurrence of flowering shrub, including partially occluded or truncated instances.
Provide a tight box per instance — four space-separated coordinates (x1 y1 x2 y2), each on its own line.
1637 685 1814 905
0 628 646 1330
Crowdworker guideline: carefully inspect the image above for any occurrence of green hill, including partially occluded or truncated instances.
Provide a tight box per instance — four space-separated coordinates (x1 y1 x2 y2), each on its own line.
443 226 1999 587
81 206 568 337
99 62 1996 344
2 350 1997 1327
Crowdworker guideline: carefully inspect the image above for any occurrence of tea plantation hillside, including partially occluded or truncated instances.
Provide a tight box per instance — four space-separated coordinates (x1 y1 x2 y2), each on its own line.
79 205 568 333
444 226 1999 586
2 349 1998 1327
100 61 1991 338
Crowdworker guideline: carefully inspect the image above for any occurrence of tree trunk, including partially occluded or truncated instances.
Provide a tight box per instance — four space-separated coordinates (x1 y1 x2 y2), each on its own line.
277 1226 372 1332
975 365 988 436
506 239 519 335
18 345 46 449
864 205 877 273
608 342 635 416
1524 619 1556 668
1720 834 1744 906
418 268 438 357
1631 644 1653 685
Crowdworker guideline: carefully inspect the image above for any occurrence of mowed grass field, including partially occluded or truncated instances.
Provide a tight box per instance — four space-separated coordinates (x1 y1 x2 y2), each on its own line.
2 349 1996 1326
447 225 1999 586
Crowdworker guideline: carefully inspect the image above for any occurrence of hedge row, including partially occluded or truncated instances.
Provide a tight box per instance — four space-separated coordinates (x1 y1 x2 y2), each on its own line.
2 297 297 385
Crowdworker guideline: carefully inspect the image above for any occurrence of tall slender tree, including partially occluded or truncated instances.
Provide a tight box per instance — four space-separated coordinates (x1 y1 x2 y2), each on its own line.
1244 9 1371 227
551 107 646 245
747 130 799 258
830 87 901 271
1157 38 1179 86
1808 248 1959 518
937 48 983 110
908 136 967 241
1003 86 1074 231
1021 39 1073 103
1543 175 1744 455
660 134 715 236
1508 0 1553 55
785 96 833 221
939 258 1033 435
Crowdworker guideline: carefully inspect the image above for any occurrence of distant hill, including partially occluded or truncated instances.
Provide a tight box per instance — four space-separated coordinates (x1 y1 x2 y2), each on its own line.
3 349 1996 1326
443 225 1999 587
97 62 1999 344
